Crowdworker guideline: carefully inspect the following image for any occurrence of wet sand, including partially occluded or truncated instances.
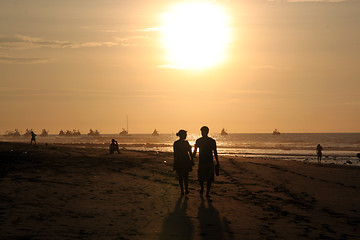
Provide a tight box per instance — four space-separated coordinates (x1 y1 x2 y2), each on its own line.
1 142 359 240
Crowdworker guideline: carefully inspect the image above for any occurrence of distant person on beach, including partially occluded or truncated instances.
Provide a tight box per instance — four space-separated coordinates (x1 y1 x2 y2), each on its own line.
173 130 193 195
109 139 120 154
316 144 323 163
192 126 219 198
30 131 37 145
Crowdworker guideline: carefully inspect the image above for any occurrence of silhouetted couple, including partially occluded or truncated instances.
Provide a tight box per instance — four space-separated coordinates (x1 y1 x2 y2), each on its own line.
173 126 219 198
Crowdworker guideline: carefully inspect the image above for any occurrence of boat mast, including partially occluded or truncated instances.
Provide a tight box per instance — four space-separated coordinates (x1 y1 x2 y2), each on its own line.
127 115 129 133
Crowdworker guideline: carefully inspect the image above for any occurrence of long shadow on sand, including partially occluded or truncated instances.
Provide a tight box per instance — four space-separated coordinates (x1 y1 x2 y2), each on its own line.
159 196 193 240
198 198 234 240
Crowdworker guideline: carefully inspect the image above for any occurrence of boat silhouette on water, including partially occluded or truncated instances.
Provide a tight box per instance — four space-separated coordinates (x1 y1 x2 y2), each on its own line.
119 128 131 136
273 129 281 135
221 128 228 136
119 116 131 136
3 129 21 137
60 130 81 137
88 129 100 136
40 129 49 137
23 129 33 137
152 129 159 136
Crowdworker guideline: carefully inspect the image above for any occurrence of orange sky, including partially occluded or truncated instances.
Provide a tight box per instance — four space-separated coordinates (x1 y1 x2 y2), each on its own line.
0 0 359 134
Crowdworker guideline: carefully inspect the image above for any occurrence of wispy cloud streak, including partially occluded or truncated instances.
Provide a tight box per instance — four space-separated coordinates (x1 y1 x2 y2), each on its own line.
0 35 138 50
249 65 290 71
268 0 347 2
0 56 56 64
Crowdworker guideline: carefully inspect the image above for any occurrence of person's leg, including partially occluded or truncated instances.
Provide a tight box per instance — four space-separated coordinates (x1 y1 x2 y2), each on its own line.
178 175 184 195
199 181 204 195
206 181 212 197
184 173 189 194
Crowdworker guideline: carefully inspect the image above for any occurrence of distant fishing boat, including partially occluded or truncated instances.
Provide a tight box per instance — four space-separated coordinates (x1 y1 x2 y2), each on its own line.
40 129 49 137
272 129 281 135
152 129 159 136
23 129 32 137
4 129 21 137
59 130 65 136
65 130 81 137
88 129 100 136
221 128 228 136
119 128 130 136
119 116 131 136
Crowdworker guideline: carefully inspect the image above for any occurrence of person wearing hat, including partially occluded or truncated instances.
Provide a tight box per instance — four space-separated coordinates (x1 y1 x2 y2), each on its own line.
173 129 193 195
192 126 219 198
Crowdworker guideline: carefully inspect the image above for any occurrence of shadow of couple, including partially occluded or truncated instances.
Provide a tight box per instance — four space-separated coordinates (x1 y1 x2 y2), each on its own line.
159 196 233 240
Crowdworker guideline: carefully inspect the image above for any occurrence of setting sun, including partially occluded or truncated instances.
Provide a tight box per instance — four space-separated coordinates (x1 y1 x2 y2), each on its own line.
161 2 231 69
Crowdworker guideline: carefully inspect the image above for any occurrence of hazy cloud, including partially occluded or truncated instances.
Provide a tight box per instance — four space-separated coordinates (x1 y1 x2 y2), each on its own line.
268 0 347 2
0 87 279 99
0 35 120 50
0 87 169 99
0 56 56 64
157 64 186 69
133 28 161 32
249 65 290 70
114 36 150 47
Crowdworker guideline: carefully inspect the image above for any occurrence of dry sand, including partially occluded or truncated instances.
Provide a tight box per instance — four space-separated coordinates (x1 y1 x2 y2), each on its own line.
0 142 359 240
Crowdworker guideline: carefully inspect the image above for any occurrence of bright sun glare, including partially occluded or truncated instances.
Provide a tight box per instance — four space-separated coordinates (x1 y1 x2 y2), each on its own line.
161 2 230 70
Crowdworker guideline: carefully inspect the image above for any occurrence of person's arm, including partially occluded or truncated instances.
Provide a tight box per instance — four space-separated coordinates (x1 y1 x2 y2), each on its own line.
173 143 177 171
192 141 198 160
214 141 219 166
187 142 194 165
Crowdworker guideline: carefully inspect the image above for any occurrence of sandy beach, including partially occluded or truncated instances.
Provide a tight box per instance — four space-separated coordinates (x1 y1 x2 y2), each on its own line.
0 142 359 240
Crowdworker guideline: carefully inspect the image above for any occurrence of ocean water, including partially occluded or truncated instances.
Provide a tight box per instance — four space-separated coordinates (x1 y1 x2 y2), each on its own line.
1 133 360 166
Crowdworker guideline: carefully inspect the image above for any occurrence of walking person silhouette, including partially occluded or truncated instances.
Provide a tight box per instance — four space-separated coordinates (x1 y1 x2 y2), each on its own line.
30 131 37 145
316 144 323 163
173 130 193 195
192 126 219 198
